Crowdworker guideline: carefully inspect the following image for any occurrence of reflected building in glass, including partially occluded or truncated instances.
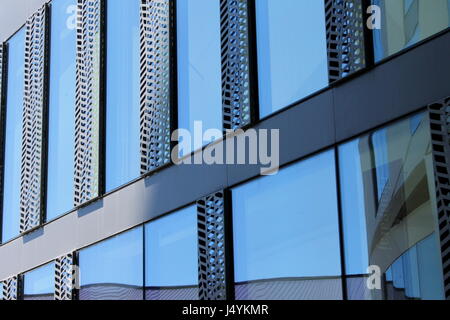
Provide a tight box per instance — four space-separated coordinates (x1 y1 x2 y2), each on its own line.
0 0 449 301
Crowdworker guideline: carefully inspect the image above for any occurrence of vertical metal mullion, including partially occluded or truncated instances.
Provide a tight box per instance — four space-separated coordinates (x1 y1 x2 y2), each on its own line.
41 4 51 224
142 224 146 300
223 189 235 300
361 0 375 68
0 43 8 243
333 146 348 301
99 0 107 197
169 0 178 162
246 0 260 125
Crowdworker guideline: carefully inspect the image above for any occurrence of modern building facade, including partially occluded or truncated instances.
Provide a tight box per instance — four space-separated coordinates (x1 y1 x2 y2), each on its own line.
0 0 449 300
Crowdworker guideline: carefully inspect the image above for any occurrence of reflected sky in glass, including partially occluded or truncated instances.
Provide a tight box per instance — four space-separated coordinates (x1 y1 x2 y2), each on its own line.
256 0 328 118
177 0 223 154
23 262 55 297
373 0 450 62
339 140 369 275
232 150 341 282
145 205 198 287
79 227 143 287
106 0 141 192
2 27 25 242
46 0 76 221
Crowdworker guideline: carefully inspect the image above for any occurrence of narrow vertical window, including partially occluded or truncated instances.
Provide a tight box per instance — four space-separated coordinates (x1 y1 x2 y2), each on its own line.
177 0 223 155
46 0 77 221
106 0 141 192
23 262 55 300
232 150 342 300
79 227 143 300
256 0 328 118
145 205 199 300
2 28 25 242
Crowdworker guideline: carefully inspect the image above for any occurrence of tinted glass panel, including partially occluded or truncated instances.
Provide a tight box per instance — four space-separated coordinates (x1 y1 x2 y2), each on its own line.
256 0 328 118
339 113 445 300
106 0 141 192
2 28 25 242
373 0 450 61
177 0 223 155
79 227 143 300
232 150 342 300
23 262 55 300
46 0 77 221
145 206 198 300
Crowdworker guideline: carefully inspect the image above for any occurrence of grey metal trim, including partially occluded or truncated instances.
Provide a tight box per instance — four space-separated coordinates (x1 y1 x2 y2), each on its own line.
20 5 48 233
428 97 450 299
221 0 251 131
139 0 171 174
55 252 78 300
74 0 103 206
325 0 366 82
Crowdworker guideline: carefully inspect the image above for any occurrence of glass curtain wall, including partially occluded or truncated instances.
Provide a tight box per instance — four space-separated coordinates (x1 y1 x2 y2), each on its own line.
339 113 445 300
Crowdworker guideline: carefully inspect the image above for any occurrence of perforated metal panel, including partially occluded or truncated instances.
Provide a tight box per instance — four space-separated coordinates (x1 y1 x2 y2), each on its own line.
74 0 103 206
221 0 251 131
325 0 365 82
197 191 231 300
139 0 171 174
1 276 22 300
20 5 48 233
428 98 450 299
55 253 78 300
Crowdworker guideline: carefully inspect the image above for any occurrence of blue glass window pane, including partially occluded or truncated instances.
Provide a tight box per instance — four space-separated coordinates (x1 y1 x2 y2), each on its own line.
256 0 328 118
106 0 141 192
145 205 198 300
232 150 341 299
23 262 55 300
46 0 77 221
339 141 369 275
2 28 25 242
373 0 450 62
177 0 223 155
79 227 143 300
339 113 445 300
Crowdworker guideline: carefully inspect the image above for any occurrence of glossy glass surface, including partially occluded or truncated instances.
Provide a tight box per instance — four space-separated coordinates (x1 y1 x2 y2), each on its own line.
339 113 445 300
177 0 223 155
2 28 25 242
256 0 328 118
79 227 143 300
23 262 55 300
145 205 198 300
232 150 342 300
46 0 77 221
106 0 141 192
373 0 450 62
